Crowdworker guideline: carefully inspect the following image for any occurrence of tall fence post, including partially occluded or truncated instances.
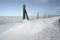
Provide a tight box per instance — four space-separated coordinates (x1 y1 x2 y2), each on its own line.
23 4 29 20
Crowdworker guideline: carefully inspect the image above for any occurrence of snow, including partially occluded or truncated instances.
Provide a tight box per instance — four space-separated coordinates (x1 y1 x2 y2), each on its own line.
0 16 60 40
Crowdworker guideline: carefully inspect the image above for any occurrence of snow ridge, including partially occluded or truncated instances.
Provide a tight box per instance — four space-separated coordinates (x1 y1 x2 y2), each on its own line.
0 17 60 40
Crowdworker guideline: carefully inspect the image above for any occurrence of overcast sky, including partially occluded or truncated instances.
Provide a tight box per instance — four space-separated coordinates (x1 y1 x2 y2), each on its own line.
0 0 60 16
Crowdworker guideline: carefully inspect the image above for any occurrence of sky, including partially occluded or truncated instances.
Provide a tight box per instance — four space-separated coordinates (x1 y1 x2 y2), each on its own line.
0 0 60 16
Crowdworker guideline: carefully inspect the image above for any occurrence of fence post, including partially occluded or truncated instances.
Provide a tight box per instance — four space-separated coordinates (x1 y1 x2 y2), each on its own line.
23 4 29 20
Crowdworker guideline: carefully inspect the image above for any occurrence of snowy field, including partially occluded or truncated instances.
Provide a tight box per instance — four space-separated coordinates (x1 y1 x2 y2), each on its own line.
0 16 60 40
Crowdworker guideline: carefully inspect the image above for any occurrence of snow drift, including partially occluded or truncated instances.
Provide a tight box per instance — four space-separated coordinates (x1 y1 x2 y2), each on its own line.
0 17 60 40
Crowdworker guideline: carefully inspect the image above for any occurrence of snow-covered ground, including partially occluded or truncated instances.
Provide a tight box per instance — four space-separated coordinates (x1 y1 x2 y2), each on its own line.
0 16 60 40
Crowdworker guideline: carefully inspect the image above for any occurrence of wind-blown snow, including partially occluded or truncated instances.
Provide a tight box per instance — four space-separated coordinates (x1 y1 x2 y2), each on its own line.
0 17 60 40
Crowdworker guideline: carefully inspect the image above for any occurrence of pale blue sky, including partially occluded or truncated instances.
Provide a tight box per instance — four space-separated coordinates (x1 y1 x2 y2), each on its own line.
0 0 60 16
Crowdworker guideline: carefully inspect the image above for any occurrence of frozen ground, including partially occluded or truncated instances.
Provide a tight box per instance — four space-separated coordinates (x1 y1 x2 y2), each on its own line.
0 16 60 40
